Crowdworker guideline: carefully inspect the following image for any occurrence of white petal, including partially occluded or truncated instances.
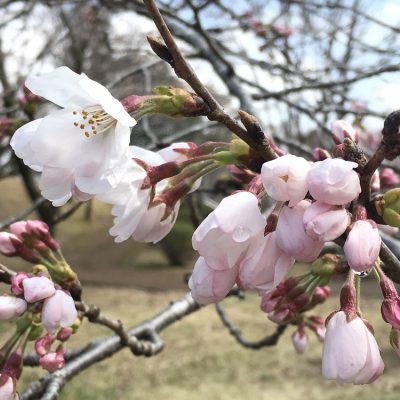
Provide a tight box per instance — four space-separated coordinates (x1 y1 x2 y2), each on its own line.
26 66 94 108
39 167 74 206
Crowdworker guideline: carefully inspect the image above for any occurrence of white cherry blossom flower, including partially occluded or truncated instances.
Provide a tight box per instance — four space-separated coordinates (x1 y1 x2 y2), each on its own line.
11 67 136 206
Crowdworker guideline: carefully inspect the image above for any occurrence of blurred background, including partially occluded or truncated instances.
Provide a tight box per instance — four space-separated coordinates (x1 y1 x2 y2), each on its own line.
1 0 400 398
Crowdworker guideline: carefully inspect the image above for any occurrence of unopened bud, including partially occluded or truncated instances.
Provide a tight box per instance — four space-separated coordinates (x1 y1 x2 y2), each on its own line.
383 188 400 227
147 35 174 67
331 120 358 144
380 168 400 189
35 335 53 357
291 326 308 354
312 147 331 161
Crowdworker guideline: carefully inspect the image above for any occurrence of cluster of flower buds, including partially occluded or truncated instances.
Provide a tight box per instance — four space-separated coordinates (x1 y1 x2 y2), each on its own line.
0 221 79 291
0 221 79 397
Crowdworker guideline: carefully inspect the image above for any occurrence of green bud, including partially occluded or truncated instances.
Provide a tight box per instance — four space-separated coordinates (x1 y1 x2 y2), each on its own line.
229 139 250 158
383 188 400 227
213 151 239 165
310 254 342 284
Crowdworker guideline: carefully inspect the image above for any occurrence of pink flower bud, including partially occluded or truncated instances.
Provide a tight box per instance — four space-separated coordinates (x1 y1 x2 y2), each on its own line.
0 297 27 320
22 276 56 303
10 273 29 296
157 142 197 163
35 335 53 356
311 286 331 304
331 120 358 144
381 297 400 329
238 232 295 293
261 154 310 206
312 147 331 162
0 375 18 400
322 312 384 384
291 327 308 354
0 232 40 263
303 201 350 242
188 257 238 304
57 327 73 342
343 220 381 273
41 290 77 334
380 168 400 189
275 201 324 262
192 192 265 270
39 348 65 372
308 158 361 205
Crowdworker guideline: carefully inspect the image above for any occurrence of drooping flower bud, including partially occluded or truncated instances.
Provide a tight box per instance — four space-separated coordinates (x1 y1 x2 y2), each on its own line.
322 311 384 384
0 297 27 320
188 257 238 304
291 326 308 354
237 232 295 293
379 272 400 329
308 158 361 205
275 201 324 262
0 375 18 400
343 220 381 274
303 201 350 242
41 290 77 334
261 154 310 206
382 188 400 227
0 233 40 263
331 120 358 144
192 191 265 270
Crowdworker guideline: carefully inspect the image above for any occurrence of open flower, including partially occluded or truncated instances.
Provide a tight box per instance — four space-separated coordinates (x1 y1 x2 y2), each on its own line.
322 311 384 384
99 146 178 243
11 66 136 206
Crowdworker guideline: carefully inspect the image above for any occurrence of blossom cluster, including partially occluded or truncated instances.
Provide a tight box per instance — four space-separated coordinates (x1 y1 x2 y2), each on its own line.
5 66 400 389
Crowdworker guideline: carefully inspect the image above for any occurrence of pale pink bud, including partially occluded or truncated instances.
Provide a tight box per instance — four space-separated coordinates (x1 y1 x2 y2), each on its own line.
35 335 53 356
291 328 308 354
188 257 238 304
261 154 310 206
331 120 358 144
275 201 324 262
57 327 73 342
381 297 400 329
0 297 27 320
22 276 55 303
308 159 361 205
371 170 380 193
312 147 330 162
380 168 400 189
311 286 331 303
10 220 59 251
344 220 381 273
10 273 29 296
39 348 65 372
192 192 265 270
0 232 40 263
238 232 295 293
157 142 197 163
41 290 77 334
303 201 350 242
322 312 384 384
0 375 18 400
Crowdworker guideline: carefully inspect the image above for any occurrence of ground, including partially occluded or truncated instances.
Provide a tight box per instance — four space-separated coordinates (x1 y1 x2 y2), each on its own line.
0 177 399 399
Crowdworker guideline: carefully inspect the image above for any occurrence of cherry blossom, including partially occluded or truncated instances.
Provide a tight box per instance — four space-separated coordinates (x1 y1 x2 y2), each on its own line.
322 311 384 384
11 66 136 206
261 154 310 206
